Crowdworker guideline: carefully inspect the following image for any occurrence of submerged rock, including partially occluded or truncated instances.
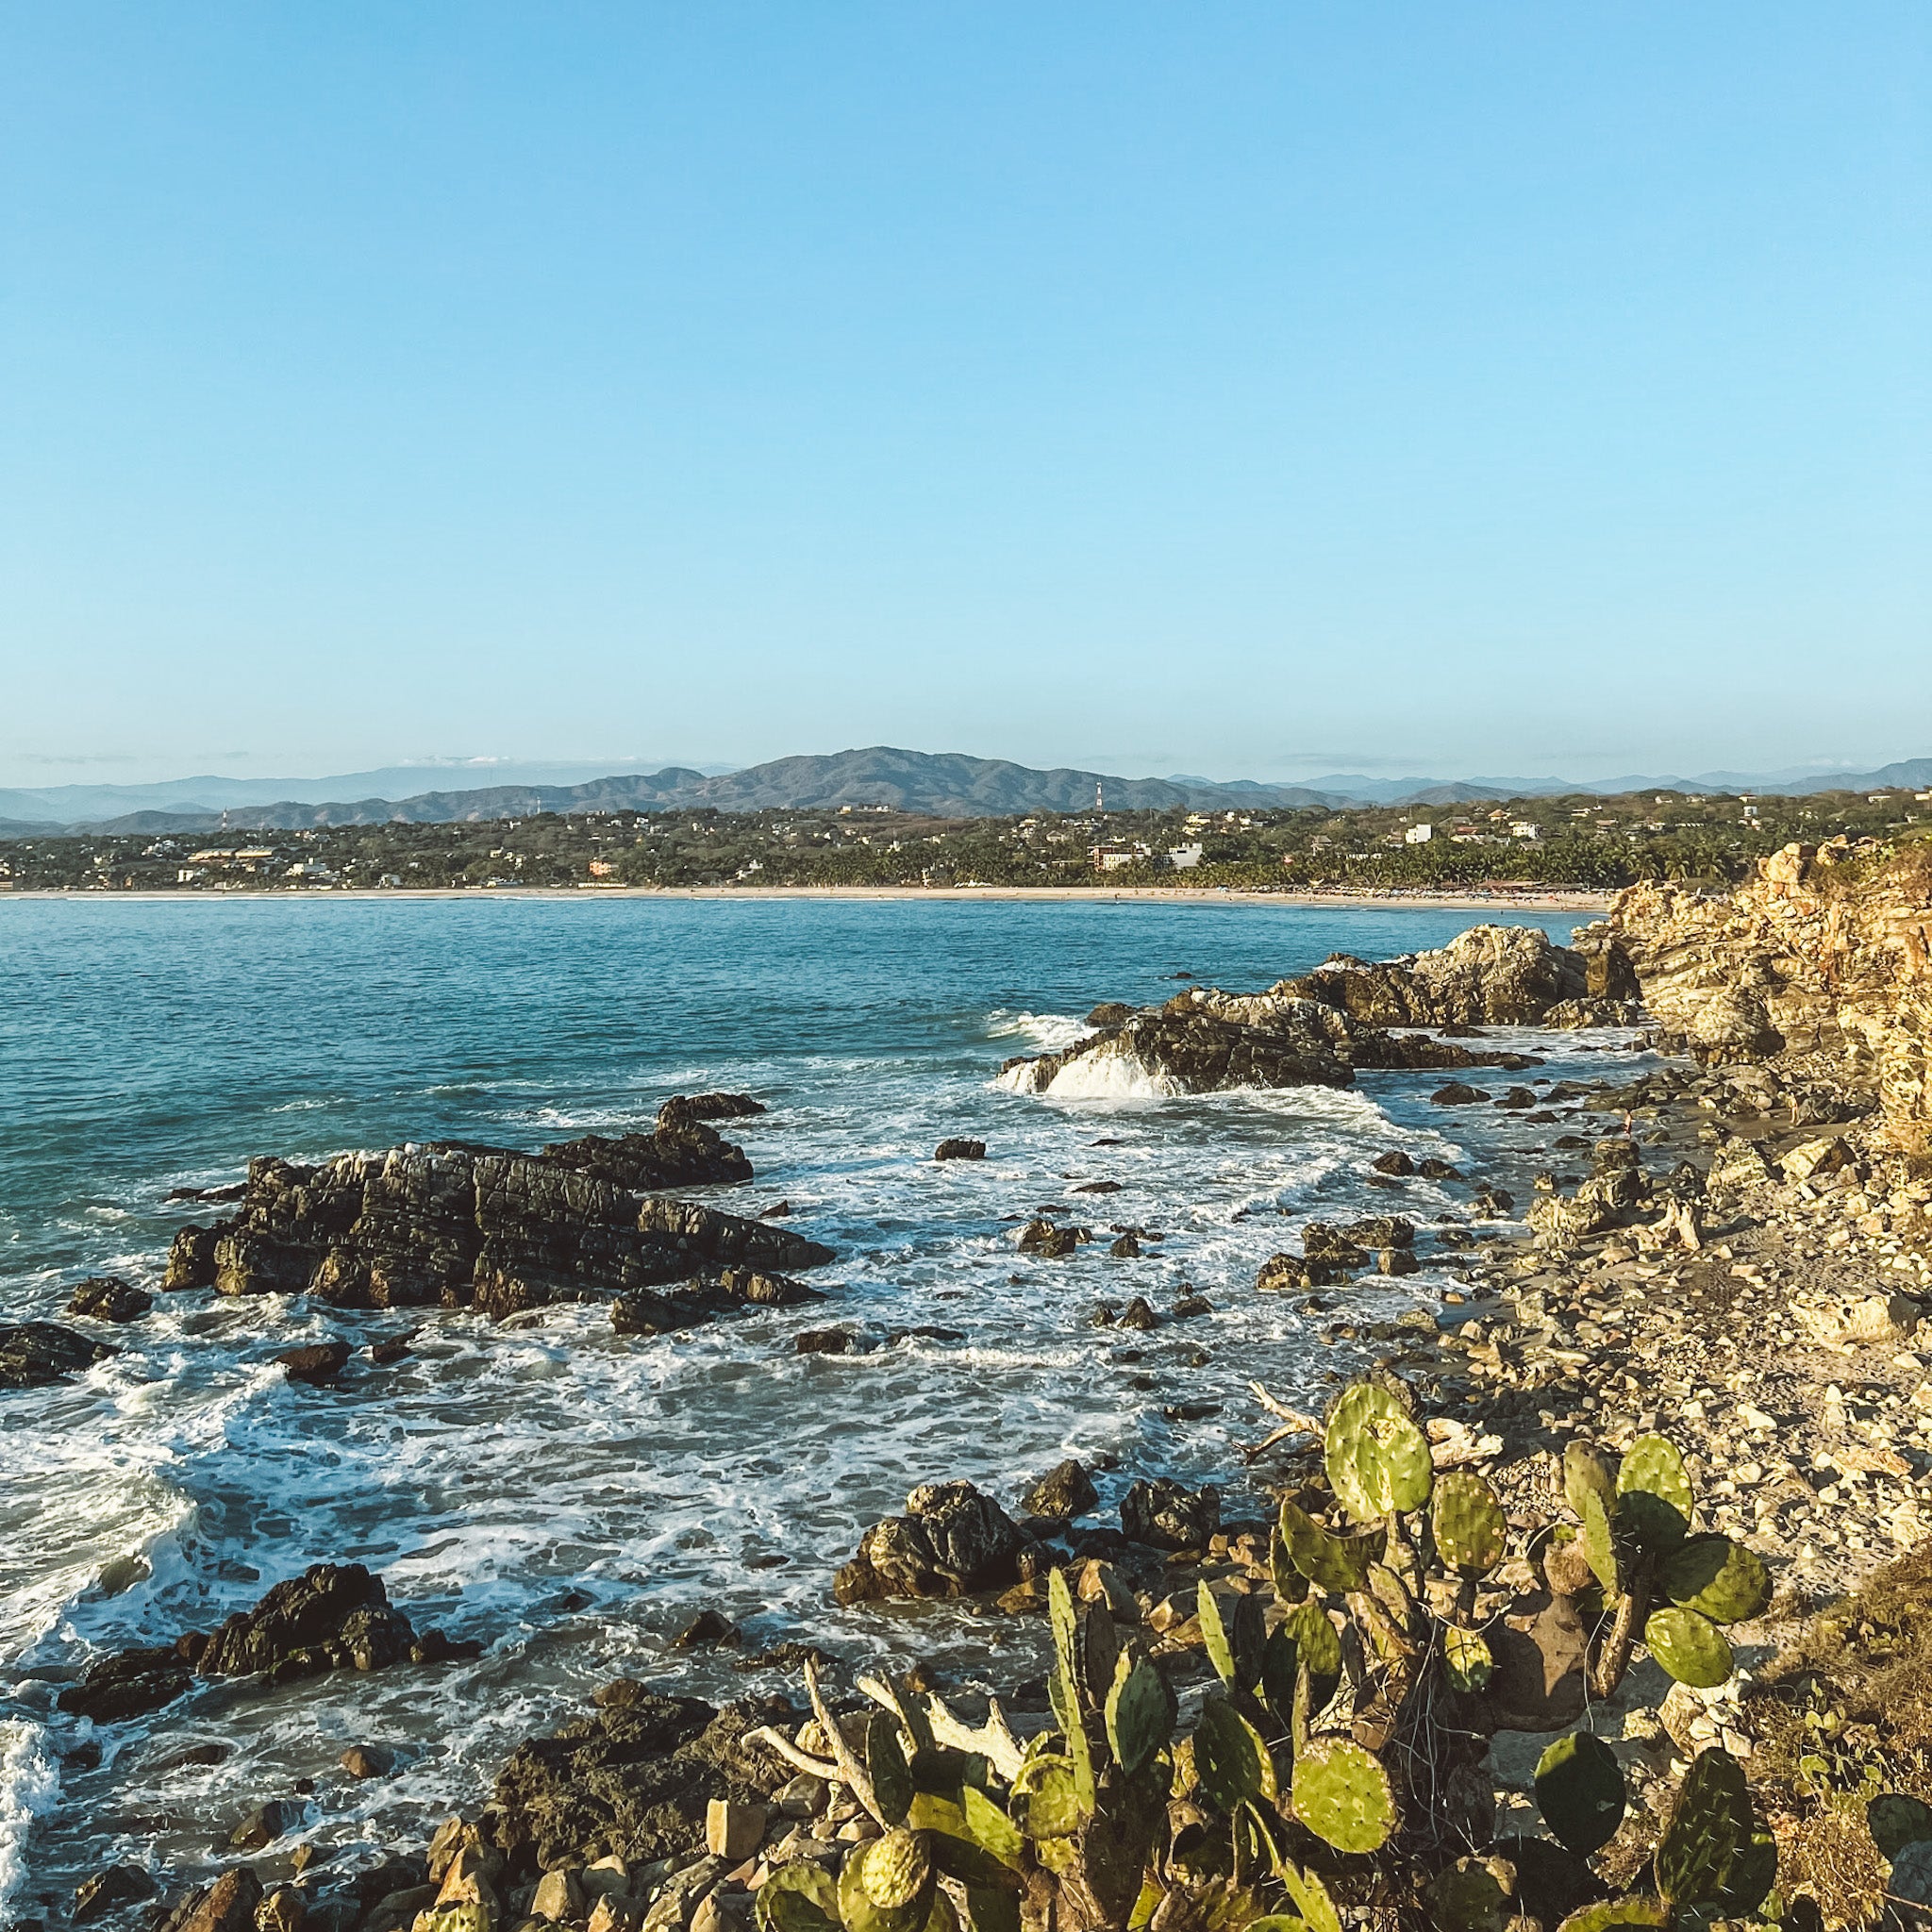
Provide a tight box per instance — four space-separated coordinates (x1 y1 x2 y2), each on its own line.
933 1138 986 1160
0 1321 115 1389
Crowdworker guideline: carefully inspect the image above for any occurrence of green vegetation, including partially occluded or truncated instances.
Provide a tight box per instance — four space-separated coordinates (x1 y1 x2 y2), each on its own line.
1 786 1925 894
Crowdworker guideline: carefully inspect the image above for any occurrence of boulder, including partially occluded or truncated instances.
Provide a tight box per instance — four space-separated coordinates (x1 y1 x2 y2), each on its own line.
0 1322 115 1389
55 1643 194 1723
933 1139 986 1161
161 1868 263 1932
833 1481 1028 1603
164 1224 220 1290
1371 1151 1415 1176
73 1865 160 1924
1022 1459 1098 1521
1430 1082 1491 1107
487 1691 791 1875
275 1341 351 1385
1343 1216 1413 1250
676 1093 767 1121
1120 1477 1219 1552
66 1276 154 1323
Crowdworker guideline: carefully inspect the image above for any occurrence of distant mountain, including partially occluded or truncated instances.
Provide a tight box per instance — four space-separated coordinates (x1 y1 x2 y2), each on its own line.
0 745 1924 839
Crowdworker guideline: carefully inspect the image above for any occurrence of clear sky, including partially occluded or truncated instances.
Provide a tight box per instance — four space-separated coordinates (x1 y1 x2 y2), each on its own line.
2 3 1927 789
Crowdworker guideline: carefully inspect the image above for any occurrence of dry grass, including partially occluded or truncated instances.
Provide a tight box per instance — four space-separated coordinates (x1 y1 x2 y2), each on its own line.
1742 1542 1932 1925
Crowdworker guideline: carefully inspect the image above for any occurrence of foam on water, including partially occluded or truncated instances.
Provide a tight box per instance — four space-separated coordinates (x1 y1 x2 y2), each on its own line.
0 895 1642 1897
0 1724 58 1929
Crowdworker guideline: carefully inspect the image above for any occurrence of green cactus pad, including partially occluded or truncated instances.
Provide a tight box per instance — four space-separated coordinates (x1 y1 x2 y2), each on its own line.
1269 1525 1309 1605
1196 1580 1235 1685
756 1861 841 1932
1890 1842 1932 1909
1442 1625 1493 1691
1553 1903 1670 1932
1104 1654 1174 1778
1047 1566 1080 1702
1490 1838 1600 1927
1191 1693 1275 1812
841 1842 931 1932
1324 1381 1434 1523
1535 1731 1625 1856
1277 1496 1383 1591
1012 1756 1083 1840
1659 1533 1772 1624
1645 1606 1734 1689
1871 1793 1932 1863
1563 1441 1618 1526
868 1709 916 1826
1579 1487 1621 1596
1285 1597 1341 1678
1615 1433 1692 1552
1655 1746 1751 1906
1279 1860 1343 1932
1425 1860 1508 1932
1291 1737 1397 1854
959 1784 1024 1868
1433 1472 1507 1575
862 1826 935 1911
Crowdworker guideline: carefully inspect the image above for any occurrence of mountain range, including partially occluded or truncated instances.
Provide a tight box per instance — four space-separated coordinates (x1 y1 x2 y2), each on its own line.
1 747 1927 838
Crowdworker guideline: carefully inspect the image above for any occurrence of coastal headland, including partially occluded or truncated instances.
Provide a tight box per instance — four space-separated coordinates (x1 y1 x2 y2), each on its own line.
7 840 1932 1929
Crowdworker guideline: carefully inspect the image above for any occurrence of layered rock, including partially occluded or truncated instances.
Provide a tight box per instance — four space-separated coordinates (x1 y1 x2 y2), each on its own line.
996 924 1609 1097
159 1100 832 1318
1612 842 1932 1151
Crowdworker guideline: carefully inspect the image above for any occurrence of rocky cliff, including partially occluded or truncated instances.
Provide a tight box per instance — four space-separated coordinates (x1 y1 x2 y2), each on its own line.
1609 840 1932 1151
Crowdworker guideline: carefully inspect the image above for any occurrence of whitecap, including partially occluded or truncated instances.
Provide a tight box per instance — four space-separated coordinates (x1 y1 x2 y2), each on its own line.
0 1721 59 1928
983 1009 1092 1052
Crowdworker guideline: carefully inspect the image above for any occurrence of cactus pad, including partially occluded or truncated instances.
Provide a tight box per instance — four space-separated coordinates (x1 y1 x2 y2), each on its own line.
1654 1746 1751 1905
1658 1533 1771 1624
1579 1487 1620 1596
1552 1903 1670 1931
1563 1441 1618 1526
1104 1654 1174 1778
1324 1380 1434 1523
1442 1625 1493 1691
1282 1596 1342 1682
1012 1756 1082 1840
1046 1566 1080 1702
1425 1860 1508 1932
1534 1730 1625 1856
1615 1433 1691 1551
1645 1605 1734 1689
1871 1792 1932 1863
1191 1693 1275 1812
1279 1860 1344 1932
756 1861 841 1932
862 1826 934 1911
1278 1496 1383 1591
1291 1737 1397 1854
868 1709 915 1826
1432 1472 1507 1574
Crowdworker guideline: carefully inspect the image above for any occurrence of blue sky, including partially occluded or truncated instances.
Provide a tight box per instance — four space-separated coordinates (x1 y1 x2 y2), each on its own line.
2 3 1927 788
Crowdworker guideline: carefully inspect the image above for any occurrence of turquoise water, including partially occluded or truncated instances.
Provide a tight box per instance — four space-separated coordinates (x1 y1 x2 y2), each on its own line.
0 896 1618 1913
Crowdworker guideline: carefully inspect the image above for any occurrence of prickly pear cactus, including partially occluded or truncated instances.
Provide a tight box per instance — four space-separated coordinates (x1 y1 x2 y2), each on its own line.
1657 1532 1771 1624
1191 1693 1275 1811
1277 1495 1383 1591
1614 1433 1691 1551
1426 1858 1509 1932
1579 1486 1621 1595
756 1860 841 1932
1644 1605 1734 1688
1870 1792 1932 1862
1563 1440 1618 1525
868 1708 915 1826
1431 1471 1506 1575
1442 1624 1493 1690
1290 1736 1397 1854
1324 1380 1434 1523
1653 1746 1752 1906
1553 1901 1670 1930
1534 1730 1625 1856
1103 1653 1174 1778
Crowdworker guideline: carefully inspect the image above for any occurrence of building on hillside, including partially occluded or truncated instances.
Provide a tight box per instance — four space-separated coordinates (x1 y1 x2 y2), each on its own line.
1091 841 1149 873
1403 823 1434 844
1166 842 1205 870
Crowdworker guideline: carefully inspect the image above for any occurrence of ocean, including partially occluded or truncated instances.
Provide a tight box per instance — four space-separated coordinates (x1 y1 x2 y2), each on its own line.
0 895 1641 1917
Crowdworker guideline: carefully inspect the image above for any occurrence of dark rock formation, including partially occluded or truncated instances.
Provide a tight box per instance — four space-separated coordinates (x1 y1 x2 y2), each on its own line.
609 1267 824 1336
488 1690 792 1874
833 1481 1032 1603
56 1641 196 1723
156 1867 263 1932
73 1865 159 1923
274 1341 351 1384
66 1276 154 1323
157 1116 829 1323
1022 1458 1098 1521
675 1092 767 1121
933 1138 987 1160
1121 1477 1219 1551
0 1322 115 1389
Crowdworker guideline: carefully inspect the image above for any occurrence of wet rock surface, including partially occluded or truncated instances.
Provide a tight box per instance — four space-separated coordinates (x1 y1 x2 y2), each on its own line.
65 1275 155 1324
155 1098 832 1324
0 1320 116 1388
833 1480 1033 1603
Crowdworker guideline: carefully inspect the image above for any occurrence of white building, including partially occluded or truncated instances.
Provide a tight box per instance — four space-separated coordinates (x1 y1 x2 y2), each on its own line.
1167 842 1205 870
1403 823 1434 845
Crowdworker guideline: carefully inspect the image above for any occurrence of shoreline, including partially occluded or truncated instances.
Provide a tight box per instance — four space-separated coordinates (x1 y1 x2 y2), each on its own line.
0 884 1615 912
